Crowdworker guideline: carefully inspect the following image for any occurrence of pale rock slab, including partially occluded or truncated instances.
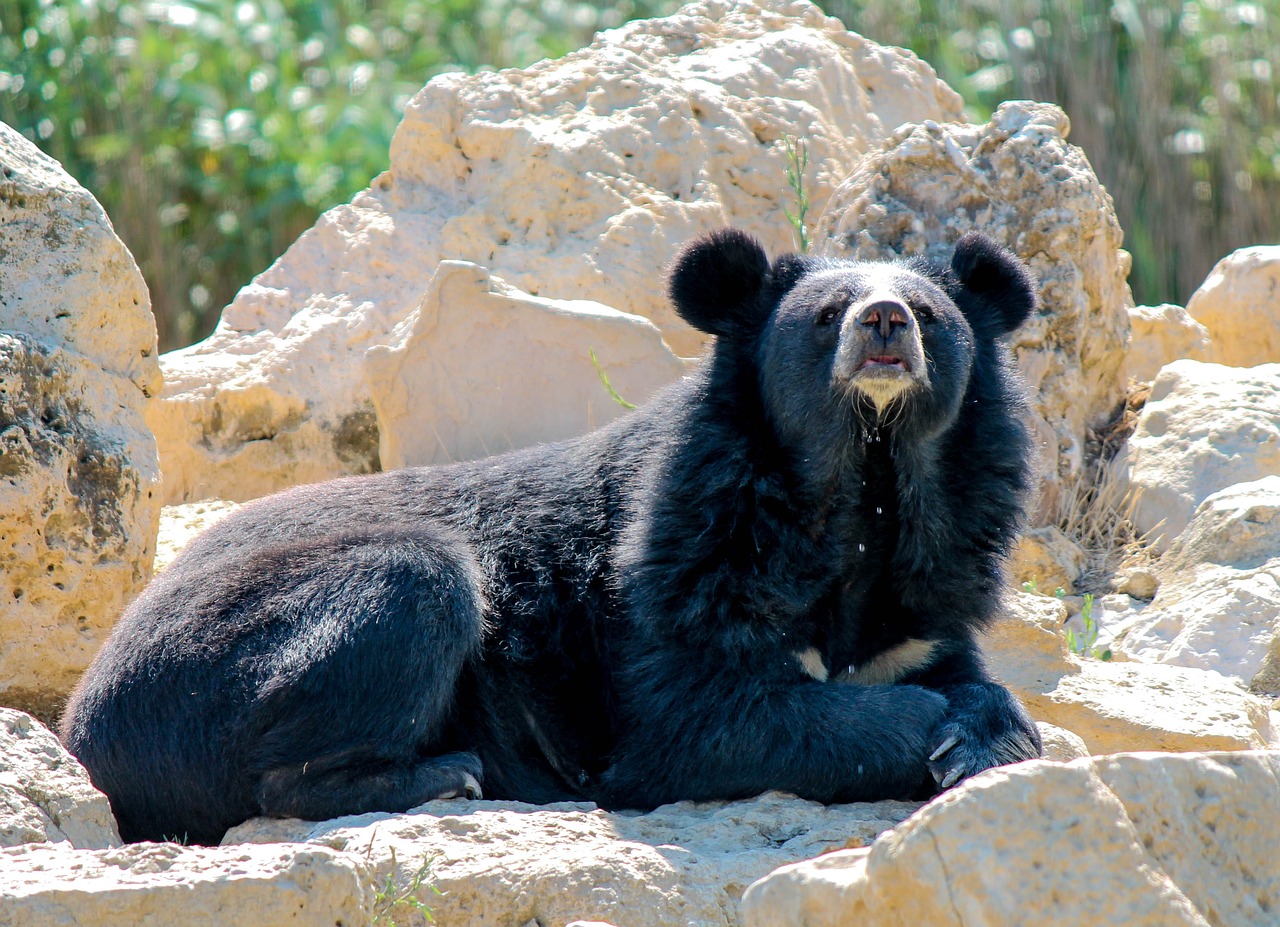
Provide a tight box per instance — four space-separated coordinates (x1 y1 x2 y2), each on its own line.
0 708 118 849
366 262 685 469
1114 477 1280 693
225 792 924 927
0 841 370 927
1036 661 1273 754
741 751 1280 927
1186 245 1280 367
1125 360 1280 549
0 124 162 722
147 0 963 504
1126 303 1213 382
813 101 1132 521
153 500 241 573
983 592 1274 754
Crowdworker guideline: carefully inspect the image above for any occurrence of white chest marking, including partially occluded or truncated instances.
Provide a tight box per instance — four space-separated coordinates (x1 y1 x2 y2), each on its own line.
838 638 939 686
793 647 829 682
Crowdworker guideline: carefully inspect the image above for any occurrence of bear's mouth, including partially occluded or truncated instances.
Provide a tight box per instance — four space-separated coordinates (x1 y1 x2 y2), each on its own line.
858 355 909 372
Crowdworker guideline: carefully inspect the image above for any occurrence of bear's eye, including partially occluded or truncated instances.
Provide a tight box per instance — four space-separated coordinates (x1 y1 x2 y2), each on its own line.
816 302 844 326
913 303 936 324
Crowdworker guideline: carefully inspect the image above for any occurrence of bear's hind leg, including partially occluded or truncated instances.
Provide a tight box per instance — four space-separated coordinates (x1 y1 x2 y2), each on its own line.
243 528 488 822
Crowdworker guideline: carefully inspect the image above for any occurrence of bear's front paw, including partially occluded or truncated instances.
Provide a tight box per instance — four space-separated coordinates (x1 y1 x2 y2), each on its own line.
925 721 997 790
925 685 1041 791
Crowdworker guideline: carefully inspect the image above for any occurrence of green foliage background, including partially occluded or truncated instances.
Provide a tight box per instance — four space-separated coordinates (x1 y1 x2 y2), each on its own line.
0 0 670 348
2 0 1278 350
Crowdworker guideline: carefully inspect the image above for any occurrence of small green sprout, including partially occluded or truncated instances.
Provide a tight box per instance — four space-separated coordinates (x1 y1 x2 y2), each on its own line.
589 349 636 410
1064 593 1112 661
370 849 441 927
782 135 812 253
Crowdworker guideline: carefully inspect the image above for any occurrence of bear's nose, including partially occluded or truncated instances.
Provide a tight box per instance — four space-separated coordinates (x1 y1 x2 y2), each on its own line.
857 299 913 340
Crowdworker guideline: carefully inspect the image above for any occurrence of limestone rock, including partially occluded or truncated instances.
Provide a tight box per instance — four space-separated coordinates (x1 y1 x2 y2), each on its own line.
1126 360 1280 549
0 841 370 927
153 500 242 573
1067 592 1149 652
813 101 1132 521
1115 565 1160 600
1052 591 1147 655
1126 303 1214 382
147 0 964 504
0 123 160 396
1036 661 1272 754
741 751 1280 927
1010 525 1087 594
225 792 923 927
365 262 685 470
0 708 118 849
0 124 162 722
1114 477 1280 693
1186 245 1280 367
983 592 1274 754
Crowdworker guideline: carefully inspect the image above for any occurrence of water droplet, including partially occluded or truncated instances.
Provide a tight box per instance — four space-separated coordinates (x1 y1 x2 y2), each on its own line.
858 543 866 553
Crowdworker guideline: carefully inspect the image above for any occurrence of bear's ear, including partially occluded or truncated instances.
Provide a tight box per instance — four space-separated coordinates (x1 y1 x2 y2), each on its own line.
948 232 1038 338
668 229 772 339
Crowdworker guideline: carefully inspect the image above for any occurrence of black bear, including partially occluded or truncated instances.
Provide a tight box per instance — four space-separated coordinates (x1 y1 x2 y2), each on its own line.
60 229 1042 845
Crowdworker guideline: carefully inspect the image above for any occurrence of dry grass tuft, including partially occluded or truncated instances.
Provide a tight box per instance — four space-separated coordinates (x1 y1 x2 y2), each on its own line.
1051 379 1159 596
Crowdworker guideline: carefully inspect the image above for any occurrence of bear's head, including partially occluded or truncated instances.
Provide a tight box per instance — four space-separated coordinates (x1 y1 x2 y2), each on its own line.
668 229 1037 445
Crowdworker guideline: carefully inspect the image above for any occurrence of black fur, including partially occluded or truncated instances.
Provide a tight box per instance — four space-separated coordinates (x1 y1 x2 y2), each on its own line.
60 229 1042 844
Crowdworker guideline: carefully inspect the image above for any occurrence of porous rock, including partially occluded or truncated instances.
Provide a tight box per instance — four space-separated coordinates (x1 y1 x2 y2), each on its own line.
1009 524 1087 594
0 841 370 927
1126 303 1213 382
741 750 1280 927
0 123 159 396
224 792 923 927
812 101 1131 521
0 123 161 722
1125 360 1280 549
1186 245 1280 367
983 592 1274 754
1035 722 1089 761
1115 565 1160 600
147 0 963 504
0 708 118 849
1114 477 1280 694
